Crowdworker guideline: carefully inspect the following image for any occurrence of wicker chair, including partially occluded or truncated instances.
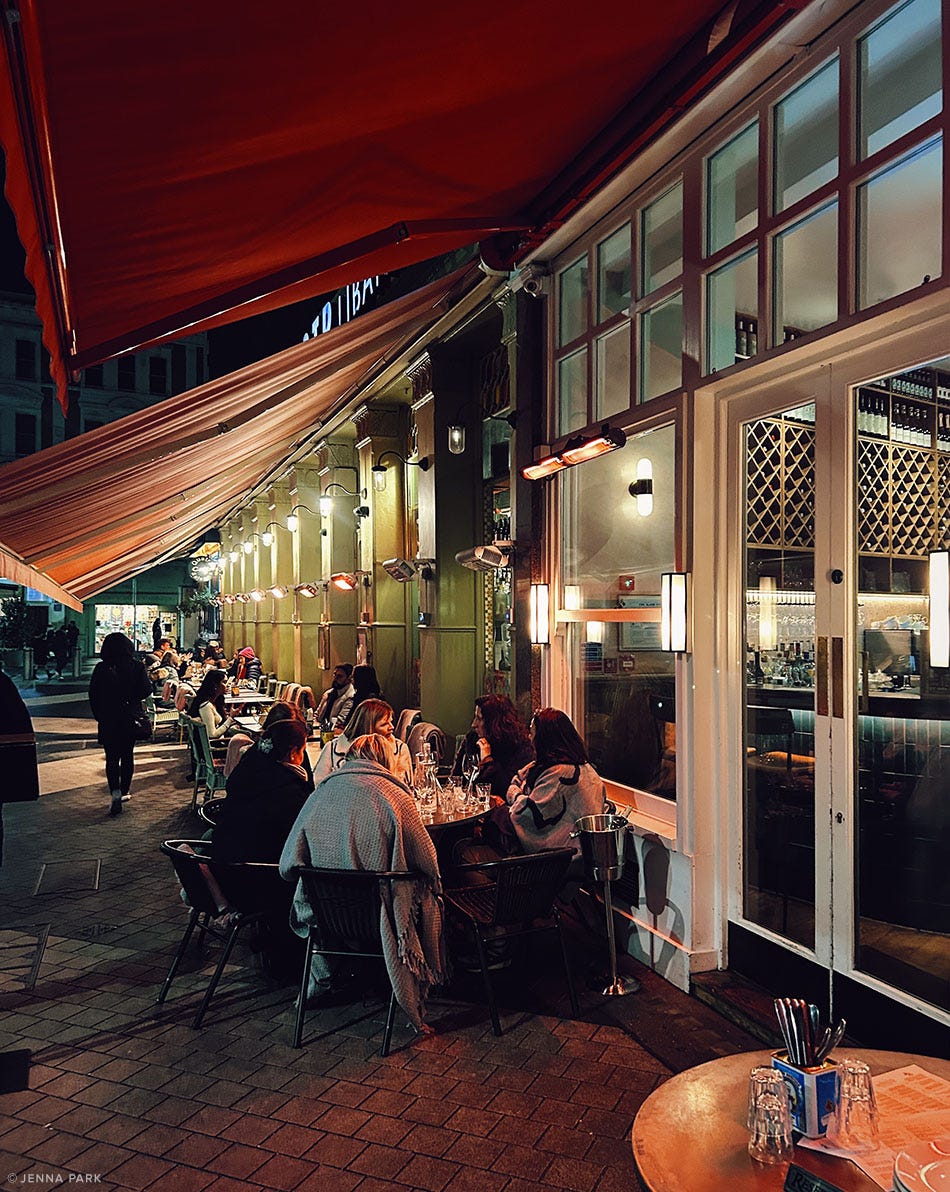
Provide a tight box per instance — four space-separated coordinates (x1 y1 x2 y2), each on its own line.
444 847 579 1035
289 866 422 1055
157 839 287 1028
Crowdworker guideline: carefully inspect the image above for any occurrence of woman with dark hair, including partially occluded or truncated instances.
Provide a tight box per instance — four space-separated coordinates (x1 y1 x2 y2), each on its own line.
312 698 412 786
188 668 235 741
349 664 382 713
88 632 151 817
453 695 534 798
224 699 315 783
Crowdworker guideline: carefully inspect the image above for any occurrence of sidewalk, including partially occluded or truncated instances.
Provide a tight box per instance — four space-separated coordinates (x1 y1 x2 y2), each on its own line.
0 694 760 1191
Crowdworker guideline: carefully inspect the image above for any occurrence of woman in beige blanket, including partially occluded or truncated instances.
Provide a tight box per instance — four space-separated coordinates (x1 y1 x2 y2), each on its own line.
279 733 445 1032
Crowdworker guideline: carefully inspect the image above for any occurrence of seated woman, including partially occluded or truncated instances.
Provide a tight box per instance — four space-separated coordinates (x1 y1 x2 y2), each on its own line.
452 695 534 798
279 733 446 1034
229 645 262 687
224 699 315 783
312 698 412 787
349 664 383 714
188 668 235 742
213 719 312 864
470 708 608 860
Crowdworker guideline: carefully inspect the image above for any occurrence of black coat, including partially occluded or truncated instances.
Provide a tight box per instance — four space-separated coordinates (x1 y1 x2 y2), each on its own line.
212 747 312 865
88 659 150 746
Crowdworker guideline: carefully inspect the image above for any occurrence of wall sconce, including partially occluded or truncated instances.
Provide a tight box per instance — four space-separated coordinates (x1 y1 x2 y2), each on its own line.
661 572 690 653
242 540 255 554
248 588 266 602
294 582 323 598
382 557 416 582
268 585 289 599
319 482 359 517
371 450 430 492
286 504 316 532
930 550 949 668
228 549 239 563
523 424 626 480
260 521 281 547
529 583 550 645
221 593 237 605
234 592 251 604
447 405 517 455
629 459 653 516
330 571 370 591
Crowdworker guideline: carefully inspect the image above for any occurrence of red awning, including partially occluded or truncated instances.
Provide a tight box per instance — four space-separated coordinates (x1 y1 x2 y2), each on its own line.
0 268 473 605
0 0 797 410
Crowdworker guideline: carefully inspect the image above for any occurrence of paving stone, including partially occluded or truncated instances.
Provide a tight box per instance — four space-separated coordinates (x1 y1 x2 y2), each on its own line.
390 1153 460 1192
105 1152 178 1189
205 1141 271 1179
250 1152 318 1190
542 1153 607 1192
348 1142 412 1180
399 1122 459 1158
301 1132 367 1169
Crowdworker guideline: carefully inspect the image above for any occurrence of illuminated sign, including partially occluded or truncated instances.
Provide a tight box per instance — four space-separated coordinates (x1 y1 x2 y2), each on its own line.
302 276 384 341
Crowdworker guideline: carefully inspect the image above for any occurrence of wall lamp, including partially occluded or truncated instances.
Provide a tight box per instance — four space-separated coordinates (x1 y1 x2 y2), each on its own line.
268 584 289 599
447 404 517 455
294 582 324 598
522 424 626 480
372 450 430 492
286 504 316 532
661 573 690 653
319 483 359 518
228 549 239 563
221 593 237 605
260 521 281 546
529 583 550 645
330 571 371 591
628 459 654 516
234 592 251 604
929 550 949 668
248 588 266 602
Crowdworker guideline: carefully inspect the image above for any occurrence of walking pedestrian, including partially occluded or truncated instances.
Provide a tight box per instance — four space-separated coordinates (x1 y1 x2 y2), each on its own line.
88 633 150 817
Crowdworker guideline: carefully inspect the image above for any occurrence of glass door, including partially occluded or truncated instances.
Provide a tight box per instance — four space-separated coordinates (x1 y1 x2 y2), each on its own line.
735 358 950 1022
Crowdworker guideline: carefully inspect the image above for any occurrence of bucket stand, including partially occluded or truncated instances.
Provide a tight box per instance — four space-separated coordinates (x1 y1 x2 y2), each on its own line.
599 874 635 997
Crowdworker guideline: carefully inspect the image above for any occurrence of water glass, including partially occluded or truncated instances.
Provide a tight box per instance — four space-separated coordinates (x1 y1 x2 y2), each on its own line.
475 783 492 811
825 1059 879 1153
746 1066 789 1130
747 1091 793 1165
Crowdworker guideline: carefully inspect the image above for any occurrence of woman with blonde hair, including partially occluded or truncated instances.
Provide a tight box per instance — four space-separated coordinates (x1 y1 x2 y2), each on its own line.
312 697 412 786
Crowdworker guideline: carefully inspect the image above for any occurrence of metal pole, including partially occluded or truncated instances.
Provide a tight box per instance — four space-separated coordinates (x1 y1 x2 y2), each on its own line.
601 877 635 997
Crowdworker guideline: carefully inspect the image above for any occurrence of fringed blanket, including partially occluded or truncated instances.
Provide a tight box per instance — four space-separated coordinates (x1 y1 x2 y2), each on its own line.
280 757 445 1028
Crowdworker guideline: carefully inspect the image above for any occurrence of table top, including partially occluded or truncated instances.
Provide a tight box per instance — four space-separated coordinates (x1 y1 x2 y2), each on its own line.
224 692 274 706
420 801 490 833
631 1048 950 1192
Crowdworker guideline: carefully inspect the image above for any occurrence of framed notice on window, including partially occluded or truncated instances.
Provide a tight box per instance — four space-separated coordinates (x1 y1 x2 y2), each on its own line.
617 594 662 651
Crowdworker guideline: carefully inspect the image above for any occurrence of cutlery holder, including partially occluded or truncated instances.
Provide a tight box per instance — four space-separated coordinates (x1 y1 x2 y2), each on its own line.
772 1052 838 1137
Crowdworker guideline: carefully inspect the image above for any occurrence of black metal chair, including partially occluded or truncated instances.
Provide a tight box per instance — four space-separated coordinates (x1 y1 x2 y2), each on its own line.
157 839 287 1028
289 867 422 1055
444 846 579 1036
197 796 227 828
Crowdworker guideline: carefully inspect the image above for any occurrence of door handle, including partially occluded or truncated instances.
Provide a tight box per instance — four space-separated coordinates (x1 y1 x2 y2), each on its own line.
816 636 829 717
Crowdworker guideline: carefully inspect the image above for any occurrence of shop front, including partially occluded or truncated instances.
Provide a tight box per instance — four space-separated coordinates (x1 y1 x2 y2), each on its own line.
525 0 949 1044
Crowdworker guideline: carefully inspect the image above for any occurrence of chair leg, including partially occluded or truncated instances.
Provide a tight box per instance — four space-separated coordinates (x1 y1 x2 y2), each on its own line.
380 989 397 1057
292 934 315 1048
192 920 243 1028
554 912 579 1019
471 924 502 1036
157 908 200 1003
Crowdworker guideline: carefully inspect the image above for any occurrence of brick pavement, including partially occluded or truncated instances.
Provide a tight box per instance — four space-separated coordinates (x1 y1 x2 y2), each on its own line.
0 690 754 1190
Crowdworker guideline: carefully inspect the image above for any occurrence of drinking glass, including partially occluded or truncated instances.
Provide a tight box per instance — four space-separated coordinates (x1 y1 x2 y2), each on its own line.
747 1091 793 1165
825 1059 879 1153
746 1066 789 1130
475 783 492 811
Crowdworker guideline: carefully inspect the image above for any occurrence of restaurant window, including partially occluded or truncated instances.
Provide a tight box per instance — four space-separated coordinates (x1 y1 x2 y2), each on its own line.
857 137 942 310
117 356 137 391
84 364 104 387
706 248 758 372
773 58 838 213
15 339 36 381
858 0 941 161
557 348 588 434
559 423 676 798
148 355 167 395
706 123 758 255
773 202 838 342
594 325 630 422
640 293 683 401
14 412 36 457
641 183 682 295
558 255 588 347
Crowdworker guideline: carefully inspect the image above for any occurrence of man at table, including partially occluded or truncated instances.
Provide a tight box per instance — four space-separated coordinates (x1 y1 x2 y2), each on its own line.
315 663 355 732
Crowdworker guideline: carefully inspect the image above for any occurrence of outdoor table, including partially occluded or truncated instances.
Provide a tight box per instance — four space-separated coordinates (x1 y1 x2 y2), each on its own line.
224 692 274 707
631 1047 950 1192
232 715 264 734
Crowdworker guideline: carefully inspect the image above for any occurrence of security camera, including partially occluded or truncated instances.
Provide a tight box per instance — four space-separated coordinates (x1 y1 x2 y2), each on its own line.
515 263 548 299
455 544 511 571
